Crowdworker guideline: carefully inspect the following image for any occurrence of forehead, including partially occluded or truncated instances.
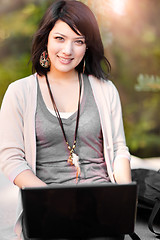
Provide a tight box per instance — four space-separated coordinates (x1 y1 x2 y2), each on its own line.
50 20 84 38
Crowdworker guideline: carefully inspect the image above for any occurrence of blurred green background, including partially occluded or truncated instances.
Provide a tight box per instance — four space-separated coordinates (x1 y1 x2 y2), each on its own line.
0 0 160 158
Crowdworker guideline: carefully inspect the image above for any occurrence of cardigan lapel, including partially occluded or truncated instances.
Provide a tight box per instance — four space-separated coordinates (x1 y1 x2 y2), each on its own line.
88 75 115 183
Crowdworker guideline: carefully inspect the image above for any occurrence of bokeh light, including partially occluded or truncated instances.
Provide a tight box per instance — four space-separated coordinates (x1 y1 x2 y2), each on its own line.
109 0 128 15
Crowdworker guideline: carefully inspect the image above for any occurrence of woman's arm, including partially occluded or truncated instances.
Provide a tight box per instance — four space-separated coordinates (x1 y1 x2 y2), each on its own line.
113 157 132 184
14 169 47 188
0 81 39 185
109 82 132 184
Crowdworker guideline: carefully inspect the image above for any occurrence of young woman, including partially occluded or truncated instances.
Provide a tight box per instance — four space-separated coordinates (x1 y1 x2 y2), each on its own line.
0 0 131 239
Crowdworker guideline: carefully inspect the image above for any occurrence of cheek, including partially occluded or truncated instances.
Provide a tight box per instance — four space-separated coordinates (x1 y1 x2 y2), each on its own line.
47 45 56 56
76 47 86 59
47 40 60 56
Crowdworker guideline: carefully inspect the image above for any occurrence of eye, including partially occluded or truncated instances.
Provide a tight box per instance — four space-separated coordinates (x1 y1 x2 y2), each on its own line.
55 36 64 41
75 40 85 45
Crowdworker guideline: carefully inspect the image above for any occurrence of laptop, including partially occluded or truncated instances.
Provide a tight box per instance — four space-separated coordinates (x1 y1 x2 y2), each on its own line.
21 182 137 239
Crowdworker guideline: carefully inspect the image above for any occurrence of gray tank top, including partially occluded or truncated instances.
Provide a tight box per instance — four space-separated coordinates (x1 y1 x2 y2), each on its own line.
35 74 110 185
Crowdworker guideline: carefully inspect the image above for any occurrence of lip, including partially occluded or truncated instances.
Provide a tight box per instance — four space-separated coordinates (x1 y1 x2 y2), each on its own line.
58 56 74 64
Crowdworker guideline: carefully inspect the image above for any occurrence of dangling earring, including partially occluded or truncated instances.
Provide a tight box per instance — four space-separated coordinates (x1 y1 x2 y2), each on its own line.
83 47 88 74
83 59 86 74
40 50 50 68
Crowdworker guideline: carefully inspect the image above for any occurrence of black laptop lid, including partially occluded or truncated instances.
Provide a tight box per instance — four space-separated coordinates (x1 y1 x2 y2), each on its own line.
21 183 137 239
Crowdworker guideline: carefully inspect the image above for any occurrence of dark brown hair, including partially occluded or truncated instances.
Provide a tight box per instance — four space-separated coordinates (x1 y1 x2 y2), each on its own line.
31 0 111 79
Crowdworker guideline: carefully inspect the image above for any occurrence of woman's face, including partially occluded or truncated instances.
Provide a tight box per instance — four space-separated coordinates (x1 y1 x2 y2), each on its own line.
47 20 87 74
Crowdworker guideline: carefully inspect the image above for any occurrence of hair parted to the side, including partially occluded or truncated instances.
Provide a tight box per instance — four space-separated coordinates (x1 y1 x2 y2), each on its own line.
31 0 111 79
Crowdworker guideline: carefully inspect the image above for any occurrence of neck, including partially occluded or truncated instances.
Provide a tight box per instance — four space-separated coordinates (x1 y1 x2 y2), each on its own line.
47 69 78 84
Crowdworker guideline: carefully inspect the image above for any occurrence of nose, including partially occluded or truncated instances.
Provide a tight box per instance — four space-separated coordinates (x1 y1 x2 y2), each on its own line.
62 41 73 55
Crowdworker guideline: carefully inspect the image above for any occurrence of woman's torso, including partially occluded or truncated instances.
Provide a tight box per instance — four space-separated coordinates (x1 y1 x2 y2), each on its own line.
35 74 110 185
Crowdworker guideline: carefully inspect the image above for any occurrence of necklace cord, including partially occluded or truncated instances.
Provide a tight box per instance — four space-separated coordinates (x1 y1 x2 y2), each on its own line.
45 72 82 152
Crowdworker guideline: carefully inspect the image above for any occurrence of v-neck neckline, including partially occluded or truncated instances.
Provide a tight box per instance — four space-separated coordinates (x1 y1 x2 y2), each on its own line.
36 74 87 124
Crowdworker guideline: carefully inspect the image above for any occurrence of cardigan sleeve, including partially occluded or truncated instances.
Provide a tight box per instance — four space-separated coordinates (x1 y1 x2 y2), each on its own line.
0 82 31 182
108 81 131 162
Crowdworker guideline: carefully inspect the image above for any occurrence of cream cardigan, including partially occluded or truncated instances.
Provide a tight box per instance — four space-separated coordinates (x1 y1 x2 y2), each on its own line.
0 74 130 239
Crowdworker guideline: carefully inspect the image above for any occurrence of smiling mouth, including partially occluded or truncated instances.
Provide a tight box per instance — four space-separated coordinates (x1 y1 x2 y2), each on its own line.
58 56 74 64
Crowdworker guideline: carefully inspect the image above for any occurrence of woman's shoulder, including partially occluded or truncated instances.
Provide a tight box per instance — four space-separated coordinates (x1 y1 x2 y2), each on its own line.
88 74 118 94
9 73 36 89
3 74 37 104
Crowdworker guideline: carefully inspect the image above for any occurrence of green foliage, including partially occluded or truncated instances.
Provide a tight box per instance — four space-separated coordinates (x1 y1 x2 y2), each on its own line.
0 1 50 105
0 53 32 103
125 106 160 157
135 74 160 92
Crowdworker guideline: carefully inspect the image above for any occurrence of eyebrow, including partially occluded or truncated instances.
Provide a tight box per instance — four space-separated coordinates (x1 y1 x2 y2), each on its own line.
54 32 85 39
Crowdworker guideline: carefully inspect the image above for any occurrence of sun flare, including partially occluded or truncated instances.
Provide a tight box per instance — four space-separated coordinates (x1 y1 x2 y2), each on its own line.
110 0 127 15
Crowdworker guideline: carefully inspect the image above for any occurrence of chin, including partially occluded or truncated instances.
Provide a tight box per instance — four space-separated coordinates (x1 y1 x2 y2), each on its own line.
54 65 76 73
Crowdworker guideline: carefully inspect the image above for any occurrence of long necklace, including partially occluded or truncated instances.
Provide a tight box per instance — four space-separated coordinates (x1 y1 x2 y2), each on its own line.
45 72 82 182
